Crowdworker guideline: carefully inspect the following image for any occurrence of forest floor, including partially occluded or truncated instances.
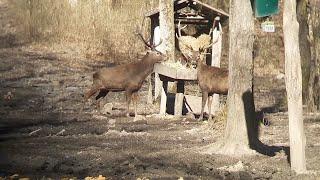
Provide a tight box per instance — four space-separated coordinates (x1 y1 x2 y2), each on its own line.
1 0 320 179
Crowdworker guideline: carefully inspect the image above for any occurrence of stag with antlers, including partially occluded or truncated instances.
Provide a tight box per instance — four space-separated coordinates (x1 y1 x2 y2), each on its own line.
84 19 164 120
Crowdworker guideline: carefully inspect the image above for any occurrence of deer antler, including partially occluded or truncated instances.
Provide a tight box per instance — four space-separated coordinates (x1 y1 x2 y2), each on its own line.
175 20 188 38
136 32 153 49
136 17 163 53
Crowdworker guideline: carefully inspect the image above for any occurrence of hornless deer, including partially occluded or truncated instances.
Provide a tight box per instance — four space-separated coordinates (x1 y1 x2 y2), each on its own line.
84 24 164 120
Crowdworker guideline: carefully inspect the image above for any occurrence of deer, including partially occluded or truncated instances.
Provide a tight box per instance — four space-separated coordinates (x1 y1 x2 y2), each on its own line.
83 21 164 120
182 36 228 121
196 51 228 121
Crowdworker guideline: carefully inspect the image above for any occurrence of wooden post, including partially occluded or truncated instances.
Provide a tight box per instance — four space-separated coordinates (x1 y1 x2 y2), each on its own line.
174 80 185 116
283 0 307 173
155 73 162 100
160 80 168 115
211 16 222 115
148 17 158 103
147 75 153 104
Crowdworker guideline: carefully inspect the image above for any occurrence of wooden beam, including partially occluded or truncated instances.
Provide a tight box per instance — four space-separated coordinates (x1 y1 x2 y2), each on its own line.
153 63 197 80
191 0 229 18
174 18 209 25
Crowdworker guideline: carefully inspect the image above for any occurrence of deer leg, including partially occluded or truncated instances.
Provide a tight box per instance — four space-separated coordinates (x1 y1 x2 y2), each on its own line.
132 92 139 117
126 90 133 117
84 86 100 100
80 86 100 115
198 91 208 121
95 89 109 111
207 95 213 121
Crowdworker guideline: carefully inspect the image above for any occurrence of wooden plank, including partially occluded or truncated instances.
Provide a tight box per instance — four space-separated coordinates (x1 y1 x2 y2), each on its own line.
154 63 197 80
160 81 168 115
176 68 197 80
154 73 162 100
174 19 209 25
154 63 177 79
174 80 185 116
147 75 153 104
191 0 229 17
174 93 184 116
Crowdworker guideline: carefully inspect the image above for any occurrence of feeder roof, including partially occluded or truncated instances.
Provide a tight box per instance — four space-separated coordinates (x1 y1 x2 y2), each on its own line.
145 0 229 20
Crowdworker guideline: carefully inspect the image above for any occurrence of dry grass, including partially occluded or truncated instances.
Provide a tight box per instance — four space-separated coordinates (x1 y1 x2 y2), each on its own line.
202 103 227 133
7 0 230 63
8 0 158 61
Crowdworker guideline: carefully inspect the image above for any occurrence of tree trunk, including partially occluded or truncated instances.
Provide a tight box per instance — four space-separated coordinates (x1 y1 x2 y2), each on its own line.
283 0 307 173
158 0 175 62
297 0 311 103
155 0 176 105
203 0 256 155
306 0 320 112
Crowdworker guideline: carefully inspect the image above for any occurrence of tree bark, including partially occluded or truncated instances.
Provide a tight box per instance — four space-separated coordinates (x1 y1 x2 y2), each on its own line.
159 0 175 62
297 0 311 103
306 0 320 112
283 0 307 173
203 0 256 155
222 0 256 155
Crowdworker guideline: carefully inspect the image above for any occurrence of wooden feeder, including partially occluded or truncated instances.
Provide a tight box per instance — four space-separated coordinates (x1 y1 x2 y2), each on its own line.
145 0 229 116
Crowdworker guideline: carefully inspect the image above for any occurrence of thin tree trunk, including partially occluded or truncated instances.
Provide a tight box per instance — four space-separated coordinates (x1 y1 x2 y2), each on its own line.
283 0 307 173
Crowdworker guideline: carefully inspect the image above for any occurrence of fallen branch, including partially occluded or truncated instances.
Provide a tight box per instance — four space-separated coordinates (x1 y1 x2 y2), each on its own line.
29 128 42 136
55 129 66 136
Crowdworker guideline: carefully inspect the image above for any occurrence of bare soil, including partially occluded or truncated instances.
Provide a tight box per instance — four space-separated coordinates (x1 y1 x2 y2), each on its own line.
1 1 320 179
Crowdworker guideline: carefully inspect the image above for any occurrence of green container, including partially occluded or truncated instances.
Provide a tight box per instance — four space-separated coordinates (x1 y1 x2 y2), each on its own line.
253 0 279 17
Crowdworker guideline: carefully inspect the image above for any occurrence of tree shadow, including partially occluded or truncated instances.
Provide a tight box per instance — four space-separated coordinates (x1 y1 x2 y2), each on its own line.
242 90 290 163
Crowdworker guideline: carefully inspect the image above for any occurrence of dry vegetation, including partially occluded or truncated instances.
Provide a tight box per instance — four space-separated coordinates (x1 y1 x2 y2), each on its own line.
7 0 232 64
9 0 159 62
1 0 320 179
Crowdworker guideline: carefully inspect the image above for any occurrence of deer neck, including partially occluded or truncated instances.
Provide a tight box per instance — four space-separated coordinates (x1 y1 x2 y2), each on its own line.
135 56 157 77
197 58 207 71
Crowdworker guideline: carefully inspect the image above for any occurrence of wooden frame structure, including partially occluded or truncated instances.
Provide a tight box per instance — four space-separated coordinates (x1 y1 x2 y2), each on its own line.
146 0 229 116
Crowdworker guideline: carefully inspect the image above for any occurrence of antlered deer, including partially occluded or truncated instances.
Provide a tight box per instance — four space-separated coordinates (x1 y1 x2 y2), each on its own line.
196 52 228 121
182 38 228 121
84 25 164 120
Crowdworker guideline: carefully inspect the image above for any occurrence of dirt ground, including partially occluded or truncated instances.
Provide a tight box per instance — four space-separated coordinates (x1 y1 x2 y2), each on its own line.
1 1 320 179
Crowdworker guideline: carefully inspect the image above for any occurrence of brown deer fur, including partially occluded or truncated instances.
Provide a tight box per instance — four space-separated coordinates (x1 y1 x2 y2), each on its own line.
197 54 228 121
84 51 164 118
